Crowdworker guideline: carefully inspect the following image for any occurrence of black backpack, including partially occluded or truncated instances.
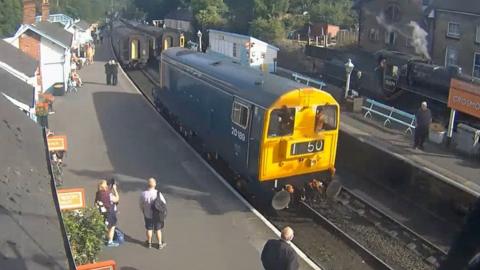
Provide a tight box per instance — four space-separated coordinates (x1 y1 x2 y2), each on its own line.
151 190 167 221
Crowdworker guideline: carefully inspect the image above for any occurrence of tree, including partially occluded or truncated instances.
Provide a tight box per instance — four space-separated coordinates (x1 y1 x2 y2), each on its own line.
309 0 357 27
191 0 227 30
0 0 21 37
224 0 254 34
254 0 289 19
250 17 285 42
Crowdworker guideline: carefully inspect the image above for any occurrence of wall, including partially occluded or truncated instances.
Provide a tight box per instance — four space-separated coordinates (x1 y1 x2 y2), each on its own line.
431 10 480 77
40 37 65 91
358 0 425 55
19 32 41 61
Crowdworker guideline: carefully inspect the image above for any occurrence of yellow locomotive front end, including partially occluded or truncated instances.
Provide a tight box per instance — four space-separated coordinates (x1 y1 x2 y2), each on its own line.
259 88 339 194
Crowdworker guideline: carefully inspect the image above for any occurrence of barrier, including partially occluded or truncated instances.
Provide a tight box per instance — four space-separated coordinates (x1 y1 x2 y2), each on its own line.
362 98 416 134
292 73 326 90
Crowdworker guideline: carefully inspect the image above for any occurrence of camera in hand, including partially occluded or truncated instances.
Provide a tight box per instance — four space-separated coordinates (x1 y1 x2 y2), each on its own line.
109 177 116 187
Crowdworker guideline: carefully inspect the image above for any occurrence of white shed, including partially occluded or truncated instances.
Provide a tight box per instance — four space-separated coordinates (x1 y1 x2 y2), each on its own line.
207 30 279 73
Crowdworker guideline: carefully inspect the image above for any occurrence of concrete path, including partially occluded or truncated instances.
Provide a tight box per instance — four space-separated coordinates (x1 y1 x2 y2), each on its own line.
48 42 312 270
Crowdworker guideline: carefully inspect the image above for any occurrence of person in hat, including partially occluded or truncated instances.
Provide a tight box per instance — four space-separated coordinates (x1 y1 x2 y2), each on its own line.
414 101 432 150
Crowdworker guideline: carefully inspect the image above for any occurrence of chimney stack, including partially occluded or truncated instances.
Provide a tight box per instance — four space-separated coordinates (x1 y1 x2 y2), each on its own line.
41 0 50 22
22 0 36 25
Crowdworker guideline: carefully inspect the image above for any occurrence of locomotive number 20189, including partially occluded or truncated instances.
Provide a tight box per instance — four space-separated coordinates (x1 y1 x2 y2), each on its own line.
231 127 246 142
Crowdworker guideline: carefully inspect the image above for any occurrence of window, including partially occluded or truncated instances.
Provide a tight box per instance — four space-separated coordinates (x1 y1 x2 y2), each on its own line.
385 4 401 23
233 43 237 57
445 46 458 67
268 107 296 137
385 31 397 46
474 53 480 78
386 64 399 78
315 105 337 132
476 26 480 43
369 28 379 41
231 101 249 128
447 22 460 38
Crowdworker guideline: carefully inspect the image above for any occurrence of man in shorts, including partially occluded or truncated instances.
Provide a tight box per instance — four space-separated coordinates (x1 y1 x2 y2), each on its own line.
139 178 167 249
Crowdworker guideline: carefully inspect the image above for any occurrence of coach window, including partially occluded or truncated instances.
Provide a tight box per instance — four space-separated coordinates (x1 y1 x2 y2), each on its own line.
268 106 295 137
232 101 249 129
315 105 337 132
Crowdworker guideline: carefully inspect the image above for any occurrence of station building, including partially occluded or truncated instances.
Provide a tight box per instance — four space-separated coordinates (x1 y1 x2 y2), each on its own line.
5 0 72 94
207 29 279 73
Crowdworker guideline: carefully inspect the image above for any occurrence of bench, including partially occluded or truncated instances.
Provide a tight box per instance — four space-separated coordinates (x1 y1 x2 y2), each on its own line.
362 98 416 134
292 73 326 90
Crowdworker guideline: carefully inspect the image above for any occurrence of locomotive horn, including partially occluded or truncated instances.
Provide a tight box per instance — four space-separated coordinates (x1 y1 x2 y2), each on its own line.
272 190 291 210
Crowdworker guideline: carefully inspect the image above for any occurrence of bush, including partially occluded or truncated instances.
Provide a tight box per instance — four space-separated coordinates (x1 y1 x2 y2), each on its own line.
250 18 285 43
63 207 105 265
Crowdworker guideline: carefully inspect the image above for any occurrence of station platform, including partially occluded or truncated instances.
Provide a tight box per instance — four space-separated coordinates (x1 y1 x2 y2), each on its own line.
340 106 479 197
47 42 314 269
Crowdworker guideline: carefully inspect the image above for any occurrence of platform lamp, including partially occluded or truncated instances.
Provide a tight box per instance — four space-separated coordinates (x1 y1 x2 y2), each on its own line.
197 30 203 52
344 58 354 100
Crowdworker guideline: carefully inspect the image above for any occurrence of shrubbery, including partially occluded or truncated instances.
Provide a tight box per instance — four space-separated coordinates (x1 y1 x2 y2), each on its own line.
63 207 105 265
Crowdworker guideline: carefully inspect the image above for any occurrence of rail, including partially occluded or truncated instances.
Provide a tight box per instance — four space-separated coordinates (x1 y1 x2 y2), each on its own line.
362 98 416 134
292 72 326 90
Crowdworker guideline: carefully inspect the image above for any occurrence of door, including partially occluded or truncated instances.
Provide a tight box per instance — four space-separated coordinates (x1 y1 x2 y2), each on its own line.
247 106 264 178
230 99 252 170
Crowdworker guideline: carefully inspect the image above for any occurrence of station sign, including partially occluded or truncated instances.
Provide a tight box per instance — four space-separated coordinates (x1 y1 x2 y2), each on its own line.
57 188 85 210
77 260 116 270
47 135 68 151
448 78 480 118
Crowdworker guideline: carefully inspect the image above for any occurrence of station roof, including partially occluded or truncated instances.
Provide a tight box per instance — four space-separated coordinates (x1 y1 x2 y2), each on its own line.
74 20 90 31
0 95 70 270
163 48 328 108
28 21 73 48
0 40 37 77
0 68 34 106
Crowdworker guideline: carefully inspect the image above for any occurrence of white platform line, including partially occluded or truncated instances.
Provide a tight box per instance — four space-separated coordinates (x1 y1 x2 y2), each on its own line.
110 41 322 270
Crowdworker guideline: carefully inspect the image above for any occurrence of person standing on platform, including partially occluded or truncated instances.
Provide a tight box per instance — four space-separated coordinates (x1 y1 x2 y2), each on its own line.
95 179 120 247
140 178 167 249
414 101 432 150
261 226 299 270
111 60 118 85
104 61 112 85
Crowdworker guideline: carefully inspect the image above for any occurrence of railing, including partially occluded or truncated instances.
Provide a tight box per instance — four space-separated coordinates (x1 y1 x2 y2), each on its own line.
362 98 416 134
292 73 326 90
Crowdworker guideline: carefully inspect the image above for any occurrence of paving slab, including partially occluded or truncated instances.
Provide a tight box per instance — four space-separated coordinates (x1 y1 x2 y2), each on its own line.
48 41 313 270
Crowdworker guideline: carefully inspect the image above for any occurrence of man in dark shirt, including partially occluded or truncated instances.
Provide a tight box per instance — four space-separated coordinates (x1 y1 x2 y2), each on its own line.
104 61 112 85
414 101 432 150
111 60 119 85
261 226 299 270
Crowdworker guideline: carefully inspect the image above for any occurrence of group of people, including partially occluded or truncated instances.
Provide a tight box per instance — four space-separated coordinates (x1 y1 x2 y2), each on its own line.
104 60 119 85
94 177 167 249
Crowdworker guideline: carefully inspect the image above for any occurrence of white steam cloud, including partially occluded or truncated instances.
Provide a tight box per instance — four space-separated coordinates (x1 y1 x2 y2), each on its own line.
408 21 431 60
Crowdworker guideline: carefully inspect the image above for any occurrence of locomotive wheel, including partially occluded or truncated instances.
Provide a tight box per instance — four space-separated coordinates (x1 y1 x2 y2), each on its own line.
325 178 342 201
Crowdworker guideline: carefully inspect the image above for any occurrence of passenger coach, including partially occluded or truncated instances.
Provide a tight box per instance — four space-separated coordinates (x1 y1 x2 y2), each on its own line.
154 48 340 208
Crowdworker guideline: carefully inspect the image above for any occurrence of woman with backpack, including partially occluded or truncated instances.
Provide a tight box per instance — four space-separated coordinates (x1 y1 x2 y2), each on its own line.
139 178 167 249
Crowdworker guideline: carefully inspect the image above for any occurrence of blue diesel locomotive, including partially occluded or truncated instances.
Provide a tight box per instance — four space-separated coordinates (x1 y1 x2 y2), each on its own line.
153 48 340 209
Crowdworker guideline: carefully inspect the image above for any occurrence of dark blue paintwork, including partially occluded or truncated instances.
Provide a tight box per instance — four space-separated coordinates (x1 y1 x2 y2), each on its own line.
155 48 309 181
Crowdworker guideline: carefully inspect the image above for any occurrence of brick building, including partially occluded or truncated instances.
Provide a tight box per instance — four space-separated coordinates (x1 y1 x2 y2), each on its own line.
353 0 431 55
5 0 72 93
164 8 193 33
428 0 480 78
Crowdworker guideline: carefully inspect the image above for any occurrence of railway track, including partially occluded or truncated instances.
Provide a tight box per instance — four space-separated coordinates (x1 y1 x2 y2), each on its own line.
303 186 447 270
123 63 447 270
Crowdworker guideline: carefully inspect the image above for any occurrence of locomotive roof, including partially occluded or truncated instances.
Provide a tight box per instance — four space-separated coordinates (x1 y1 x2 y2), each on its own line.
163 48 322 108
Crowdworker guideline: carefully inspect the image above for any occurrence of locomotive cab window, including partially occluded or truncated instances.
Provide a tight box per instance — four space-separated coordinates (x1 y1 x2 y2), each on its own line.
231 101 249 129
315 105 337 132
268 106 296 137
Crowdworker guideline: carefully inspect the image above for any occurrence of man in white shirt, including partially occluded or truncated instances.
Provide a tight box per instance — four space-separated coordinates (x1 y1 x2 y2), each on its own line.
139 178 167 249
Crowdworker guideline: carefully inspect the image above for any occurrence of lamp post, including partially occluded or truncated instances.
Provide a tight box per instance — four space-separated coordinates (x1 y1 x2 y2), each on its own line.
197 30 203 52
344 58 354 100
